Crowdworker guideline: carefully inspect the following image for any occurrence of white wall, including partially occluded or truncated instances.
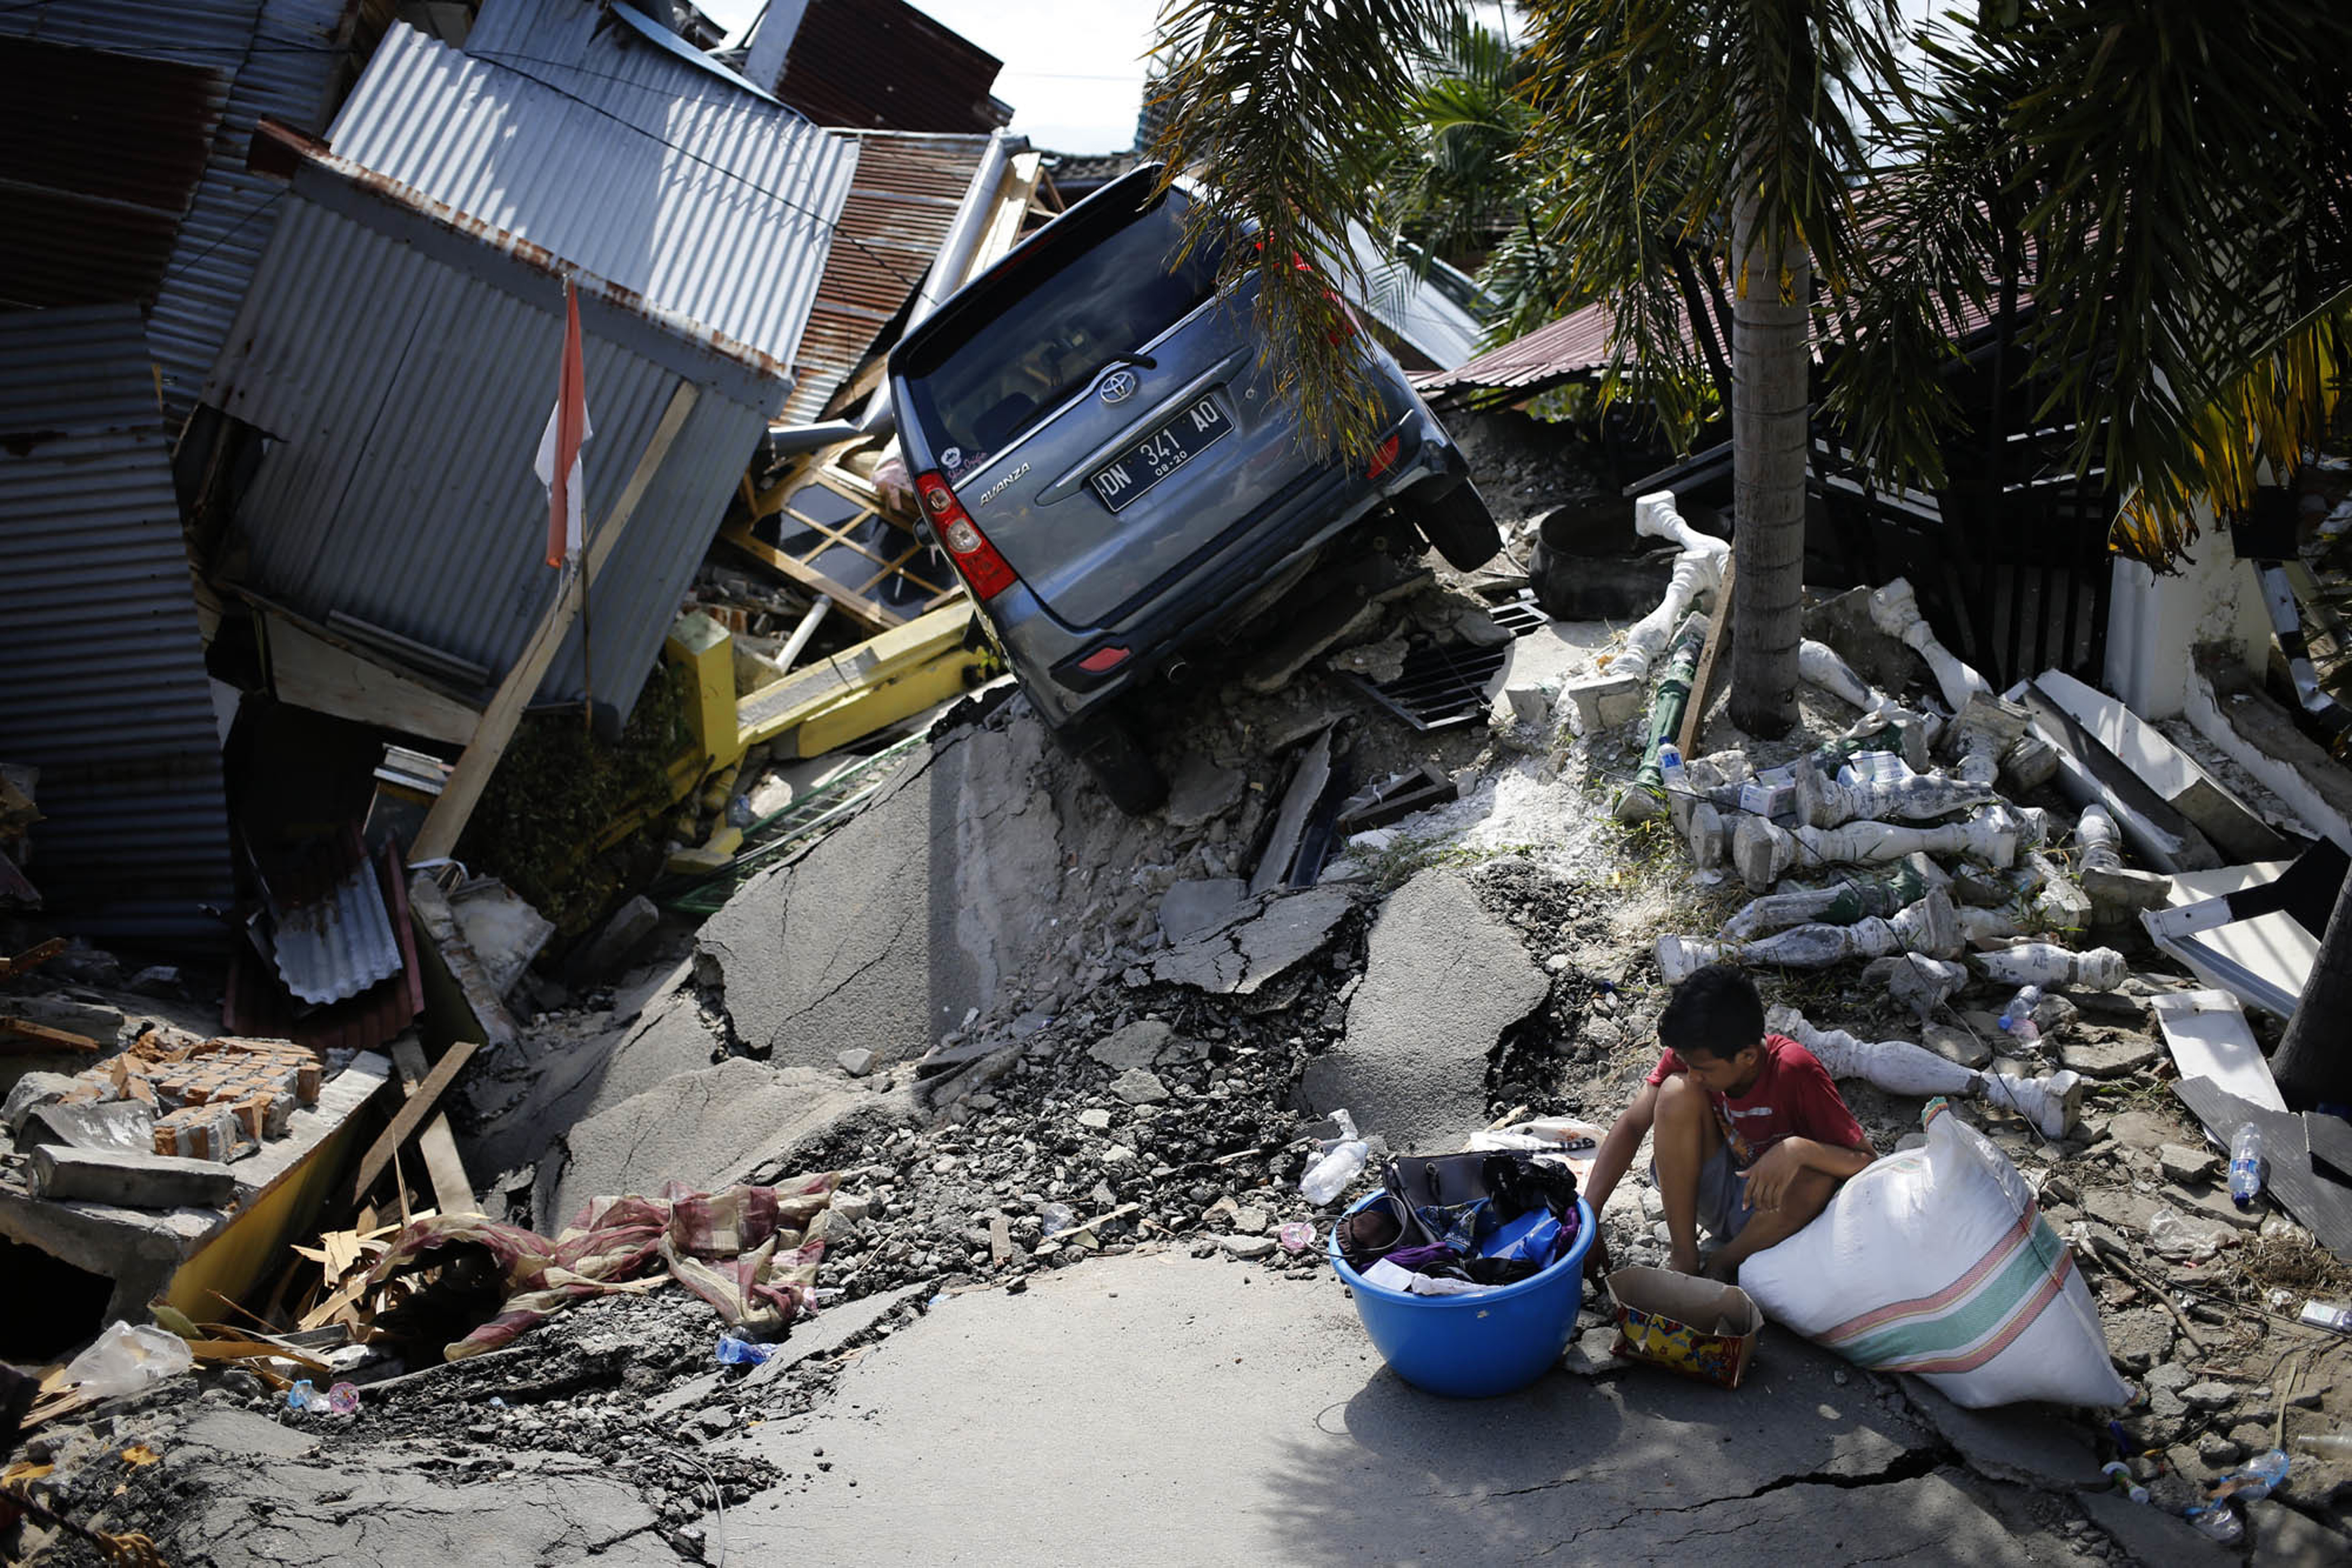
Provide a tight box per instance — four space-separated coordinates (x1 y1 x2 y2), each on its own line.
2101 501 2269 718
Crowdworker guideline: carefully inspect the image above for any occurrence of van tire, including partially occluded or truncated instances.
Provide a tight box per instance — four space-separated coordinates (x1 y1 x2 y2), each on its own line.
1057 714 1168 816
1405 478 1504 570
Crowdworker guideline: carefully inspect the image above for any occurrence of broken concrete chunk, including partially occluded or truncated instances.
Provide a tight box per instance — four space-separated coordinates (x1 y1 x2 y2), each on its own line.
570 894 661 984
1111 1068 1169 1106
2157 1144 2214 1186
3 1070 83 1133
32 1145 237 1208
1159 879 1248 946
1300 867 1548 1153
1218 1234 1276 1259
1089 1019 1173 1072
836 1048 876 1077
1164 754 1246 828
1 993 125 1045
1076 1108 1113 1131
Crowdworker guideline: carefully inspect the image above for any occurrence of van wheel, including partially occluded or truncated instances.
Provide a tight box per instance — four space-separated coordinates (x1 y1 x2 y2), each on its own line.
1057 715 1168 816
1404 478 1503 570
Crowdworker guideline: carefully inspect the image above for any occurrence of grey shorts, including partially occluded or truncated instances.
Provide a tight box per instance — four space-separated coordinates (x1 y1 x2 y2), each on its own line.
1650 1146 1753 1242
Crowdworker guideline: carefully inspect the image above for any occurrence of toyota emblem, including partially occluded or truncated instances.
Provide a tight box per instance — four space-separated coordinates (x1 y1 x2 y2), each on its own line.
1098 369 1138 405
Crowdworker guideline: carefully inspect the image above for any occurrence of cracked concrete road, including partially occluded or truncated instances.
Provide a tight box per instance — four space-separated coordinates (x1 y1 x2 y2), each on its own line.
719 1250 2055 1566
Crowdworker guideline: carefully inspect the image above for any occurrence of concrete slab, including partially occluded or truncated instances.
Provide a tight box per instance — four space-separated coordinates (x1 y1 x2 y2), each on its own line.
1158 878 1248 945
535 1056 887 1226
161 1412 685 1568
697 714 1074 1073
1144 885 1357 995
1301 868 1547 1152
721 1249 2033 1567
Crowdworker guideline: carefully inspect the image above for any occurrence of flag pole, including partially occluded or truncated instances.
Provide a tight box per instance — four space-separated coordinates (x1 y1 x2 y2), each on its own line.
579 552 595 740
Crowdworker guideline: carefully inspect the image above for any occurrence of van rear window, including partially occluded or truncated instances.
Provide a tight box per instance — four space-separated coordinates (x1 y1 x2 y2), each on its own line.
897 188 1224 478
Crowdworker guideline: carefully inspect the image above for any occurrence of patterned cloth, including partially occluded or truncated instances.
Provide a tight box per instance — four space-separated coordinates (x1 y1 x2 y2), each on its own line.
370 1176 838 1360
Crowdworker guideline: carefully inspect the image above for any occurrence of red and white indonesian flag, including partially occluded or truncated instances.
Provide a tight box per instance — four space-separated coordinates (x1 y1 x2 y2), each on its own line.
536 280 593 567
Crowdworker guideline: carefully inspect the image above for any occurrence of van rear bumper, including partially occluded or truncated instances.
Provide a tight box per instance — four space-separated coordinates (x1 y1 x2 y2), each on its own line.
1012 405 1453 728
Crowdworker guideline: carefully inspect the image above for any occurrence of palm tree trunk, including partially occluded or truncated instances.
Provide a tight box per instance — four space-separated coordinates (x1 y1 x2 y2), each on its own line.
1726 172 1808 739
2274 861 2352 1106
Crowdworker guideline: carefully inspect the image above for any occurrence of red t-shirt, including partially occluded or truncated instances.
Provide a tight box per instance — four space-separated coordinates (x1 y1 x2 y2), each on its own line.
1646 1033 1866 1165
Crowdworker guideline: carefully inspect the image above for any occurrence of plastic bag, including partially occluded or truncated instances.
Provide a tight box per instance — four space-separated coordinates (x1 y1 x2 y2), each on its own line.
1738 1099 2132 1409
62 1321 193 1398
2147 1205 2237 1262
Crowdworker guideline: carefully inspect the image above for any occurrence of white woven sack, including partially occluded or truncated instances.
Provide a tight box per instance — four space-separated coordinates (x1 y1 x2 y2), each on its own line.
1738 1098 2131 1409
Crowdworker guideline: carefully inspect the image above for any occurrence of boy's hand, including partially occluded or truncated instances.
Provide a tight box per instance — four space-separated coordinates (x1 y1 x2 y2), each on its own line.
1737 1140 1808 1211
1583 1231 1612 1282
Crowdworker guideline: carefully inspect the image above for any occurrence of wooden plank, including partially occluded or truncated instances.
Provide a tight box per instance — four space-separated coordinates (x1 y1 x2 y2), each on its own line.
1677 557 1736 759
388 1037 477 1216
2147 990 2285 1110
349 1038 477 1204
0 1017 101 1053
0 938 65 981
262 610 483 746
412 381 700 860
722 517 903 634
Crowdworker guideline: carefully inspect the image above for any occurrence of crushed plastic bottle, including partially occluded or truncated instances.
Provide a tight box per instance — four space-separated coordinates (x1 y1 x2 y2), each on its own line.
2184 1505 2243 1544
2099 1461 2149 1505
1276 1220 1314 1254
1997 985 2043 1043
325 1382 361 1416
715 1332 773 1367
2293 1433 2352 1457
1038 1202 1076 1237
2146 1204 2236 1261
2229 1122 2265 1209
1299 1110 1369 1205
285 1379 318 1413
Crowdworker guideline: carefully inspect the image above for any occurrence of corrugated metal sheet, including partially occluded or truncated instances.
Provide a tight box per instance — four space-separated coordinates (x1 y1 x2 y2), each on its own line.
0 1 365 424
203 4 856 717
384 0 855 365
0 35 229 309
262 831 401 1003
1412 299 1619 398
0 306 234 950
207 195 777 714
769 0 1005 134
779 129 993 425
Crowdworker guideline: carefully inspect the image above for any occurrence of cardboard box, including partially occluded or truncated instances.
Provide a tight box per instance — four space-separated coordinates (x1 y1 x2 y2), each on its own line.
1609 1267 1763 1389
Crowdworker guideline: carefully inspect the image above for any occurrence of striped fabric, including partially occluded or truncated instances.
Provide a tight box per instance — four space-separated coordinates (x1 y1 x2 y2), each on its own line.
1814 1100 2074 1376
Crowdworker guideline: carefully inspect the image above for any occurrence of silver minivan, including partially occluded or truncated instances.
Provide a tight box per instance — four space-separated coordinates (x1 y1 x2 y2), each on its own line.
890 164 1498 811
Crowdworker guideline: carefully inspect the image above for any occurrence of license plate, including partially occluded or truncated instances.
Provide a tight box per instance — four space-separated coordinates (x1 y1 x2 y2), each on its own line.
1089 395 1230 511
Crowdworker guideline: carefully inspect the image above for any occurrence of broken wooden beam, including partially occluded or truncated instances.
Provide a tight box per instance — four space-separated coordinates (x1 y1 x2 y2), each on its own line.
0 1017 101 1053
388 1035 477 1217
349 1038 477 1205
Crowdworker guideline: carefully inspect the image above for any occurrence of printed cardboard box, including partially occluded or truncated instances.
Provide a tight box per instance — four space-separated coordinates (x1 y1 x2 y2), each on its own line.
1608 1266 1763 1389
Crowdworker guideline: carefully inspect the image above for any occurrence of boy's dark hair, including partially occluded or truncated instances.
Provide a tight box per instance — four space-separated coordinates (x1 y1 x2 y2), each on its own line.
1658 964 1765 1063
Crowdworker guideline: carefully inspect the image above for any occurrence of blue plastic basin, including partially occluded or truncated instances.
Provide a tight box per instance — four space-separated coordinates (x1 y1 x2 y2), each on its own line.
1328 1192 1596 1399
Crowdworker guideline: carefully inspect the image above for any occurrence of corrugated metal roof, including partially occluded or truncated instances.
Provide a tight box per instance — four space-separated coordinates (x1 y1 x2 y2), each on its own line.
770 0 1005 134
372 0 855 366
0 305 234 950
779 129 994 425
206 171 780 716
202 4 854 718
1412 299 1619 398
0 1 366 425
0 34 229 309
262 830 402 1004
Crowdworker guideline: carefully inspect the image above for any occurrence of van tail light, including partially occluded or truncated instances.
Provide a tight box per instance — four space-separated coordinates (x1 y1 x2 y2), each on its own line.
1367 435 1400 479
917 470 1017 601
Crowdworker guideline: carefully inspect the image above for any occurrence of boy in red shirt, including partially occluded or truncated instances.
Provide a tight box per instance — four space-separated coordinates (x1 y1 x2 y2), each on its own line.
1583 965 1875 1281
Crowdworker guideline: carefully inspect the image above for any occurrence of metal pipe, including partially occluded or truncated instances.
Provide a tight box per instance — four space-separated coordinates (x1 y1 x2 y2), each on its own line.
775 596 832 674
856 127 1024 426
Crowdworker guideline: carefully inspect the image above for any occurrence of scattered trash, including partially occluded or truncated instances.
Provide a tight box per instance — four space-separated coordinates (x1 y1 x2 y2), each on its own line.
2099 1460 2149 1504
2294 1432 2352 1457
119 1445 160 1468
327 1383 360 1416
2228 1122 2265 1208
1298 1109 1369 1204
62 1323 194 1399
1038 1202 1075 1237
716 1333 775 1367
1997 984 2043 1043
2146 1205 2238 1262
1609 1267 1762 1390
2299 1300 2352 1334
1276 1221 1314 1254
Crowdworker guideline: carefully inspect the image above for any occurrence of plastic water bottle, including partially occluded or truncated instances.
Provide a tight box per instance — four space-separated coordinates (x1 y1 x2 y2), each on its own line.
1997 985 2043 1043
1656 743 1686 793
2229 1123 2265 1209
1300 1110 1368 1205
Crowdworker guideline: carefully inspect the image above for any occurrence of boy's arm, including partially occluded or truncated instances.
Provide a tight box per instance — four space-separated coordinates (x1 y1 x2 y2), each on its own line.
1581 1082 1660 1224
